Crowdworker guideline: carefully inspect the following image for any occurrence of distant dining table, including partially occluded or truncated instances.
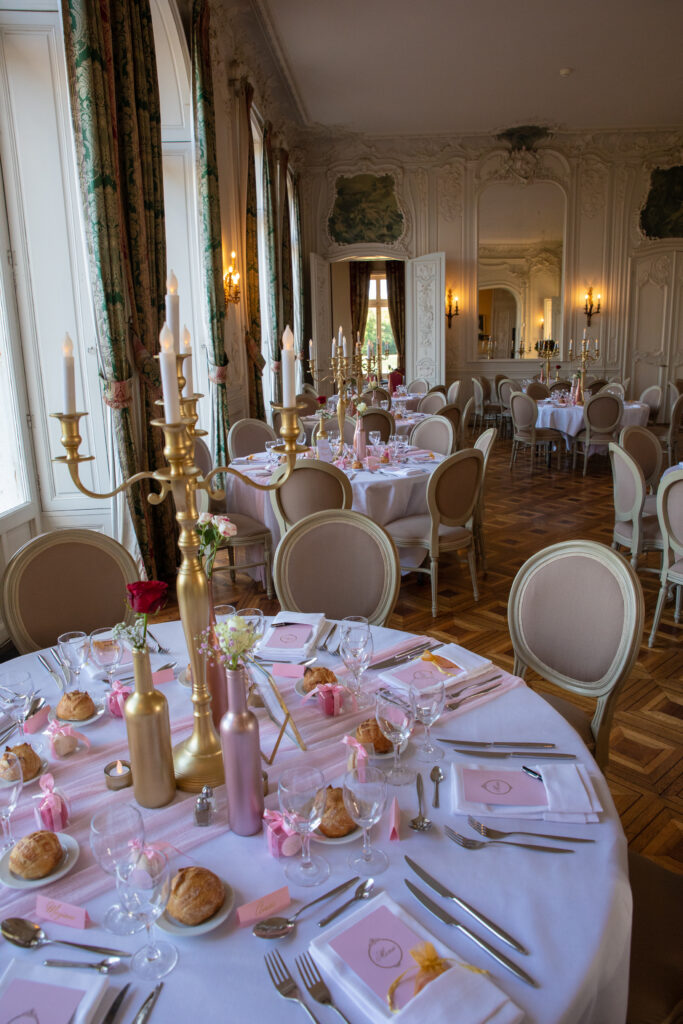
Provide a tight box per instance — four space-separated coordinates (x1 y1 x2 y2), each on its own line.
0 618 631 1023
536 399 649 448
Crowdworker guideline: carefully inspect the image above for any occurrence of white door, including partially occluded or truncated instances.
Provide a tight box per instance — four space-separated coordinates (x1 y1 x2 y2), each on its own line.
309 253 332 391
405 252 445 386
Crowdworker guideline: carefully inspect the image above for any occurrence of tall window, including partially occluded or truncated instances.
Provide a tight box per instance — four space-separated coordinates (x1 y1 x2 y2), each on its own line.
365 273 398 373
0 290 29 517
250 110 273 413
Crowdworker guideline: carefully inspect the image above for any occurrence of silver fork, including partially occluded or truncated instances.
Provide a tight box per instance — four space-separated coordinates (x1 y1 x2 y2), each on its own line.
296 952 351 1024
468 816 596 844
147 631 170 654
264 951 322 1024
445 826 573 854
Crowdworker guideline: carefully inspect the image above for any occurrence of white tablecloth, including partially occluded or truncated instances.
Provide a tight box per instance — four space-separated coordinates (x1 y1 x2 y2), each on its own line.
0 620 631 1024
536 400 649 443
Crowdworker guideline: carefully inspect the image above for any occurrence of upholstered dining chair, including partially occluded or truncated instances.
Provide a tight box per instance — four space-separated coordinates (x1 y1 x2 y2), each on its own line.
427 384 447 396
417 391 447 415
2 529 138 653
361 408 395 442
497 379 515 437
509 391 562 472
384 448 483 617
301 383 318 397
549 379 571 393
608 442 663 571
665 380 680 421
472 427 497 574
599 382 626 398
436 403 461 452
446 379 461 405
268 459 353 535
586 378 609 393
406 378 429 395
638 384 662 424
227 418 276 460
273 510 400 626
648 468 683 648
508 539 644 769
471 377 485 433
619 425 663 515
525 380 550 401
648 393 683 467
360 387 391 409
194 438 275 598
573 392 624 476
493 374 507 404
459 396 474 446
295 392 320 417
408 415 455 456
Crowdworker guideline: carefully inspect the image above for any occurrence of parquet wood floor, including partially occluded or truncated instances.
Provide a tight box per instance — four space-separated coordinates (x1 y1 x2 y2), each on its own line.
164 437 683 874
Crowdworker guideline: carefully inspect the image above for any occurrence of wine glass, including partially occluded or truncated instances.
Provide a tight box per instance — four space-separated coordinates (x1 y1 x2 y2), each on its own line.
278 766 329 887
214 604 236 625
375 686 416 785
58 631 90 688
89 627 123 687
368 430 382 456
343 767 388 876
235 608 265 648
265 440 279 469
0 752 23 851
90 803 147 935
0 669 34 742
339 617 374 710
388 434 401 463
117 846 177 979
414 679 446 762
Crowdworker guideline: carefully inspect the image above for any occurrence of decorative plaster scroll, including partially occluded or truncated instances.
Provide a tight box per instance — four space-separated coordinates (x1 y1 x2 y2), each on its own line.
436 165 463 222
637 255 672 289
580 159 608 219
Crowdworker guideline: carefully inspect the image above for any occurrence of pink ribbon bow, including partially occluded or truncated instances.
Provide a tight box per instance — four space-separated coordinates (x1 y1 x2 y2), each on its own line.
303 683 346 716
263 809 301 857
106 680 132 718
342 734 368 781
45 720 89 758
33 773 70 832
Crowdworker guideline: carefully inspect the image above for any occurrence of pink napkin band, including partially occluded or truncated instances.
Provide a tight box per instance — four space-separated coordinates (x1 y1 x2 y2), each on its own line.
45 721 90 756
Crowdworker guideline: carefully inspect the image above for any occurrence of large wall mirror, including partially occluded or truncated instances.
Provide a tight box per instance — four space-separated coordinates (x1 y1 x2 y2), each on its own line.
477 181 565 360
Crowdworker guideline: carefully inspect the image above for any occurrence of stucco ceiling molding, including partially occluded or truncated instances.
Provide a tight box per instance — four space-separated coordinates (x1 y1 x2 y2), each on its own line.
475 148 570 193
436 164 464 223
580 157 609 220
637 254 672 289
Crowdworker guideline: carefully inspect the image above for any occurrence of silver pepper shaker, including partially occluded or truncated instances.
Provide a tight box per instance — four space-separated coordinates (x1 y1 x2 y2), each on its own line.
194 792 211 827
201 784 216 816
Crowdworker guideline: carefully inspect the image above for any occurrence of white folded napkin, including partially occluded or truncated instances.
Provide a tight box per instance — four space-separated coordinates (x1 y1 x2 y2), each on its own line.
0 958 108 1024
450 761 602 823
391 467 427 478
257 612 325 662
311 893 523 1024
381 643 492 690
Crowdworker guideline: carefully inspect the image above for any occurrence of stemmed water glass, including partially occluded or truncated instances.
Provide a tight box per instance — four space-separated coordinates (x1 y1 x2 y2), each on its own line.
368 430 382 456
278 766 329 887
388 434 402 463
235 608 265 648
117 846 177 979
0 669 34 743
343 766 388 875
375 685 416 785
339 616 374 710
89 627 123 687
265 440 279 470
414 679 446 762
0 752 23 851
90 803 147 935
58 631 90 688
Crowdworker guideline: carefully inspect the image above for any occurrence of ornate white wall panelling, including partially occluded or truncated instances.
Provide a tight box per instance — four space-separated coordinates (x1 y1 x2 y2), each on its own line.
627 246 683 407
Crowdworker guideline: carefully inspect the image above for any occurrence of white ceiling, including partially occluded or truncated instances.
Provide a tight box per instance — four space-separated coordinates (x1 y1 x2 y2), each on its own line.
254 0 683 136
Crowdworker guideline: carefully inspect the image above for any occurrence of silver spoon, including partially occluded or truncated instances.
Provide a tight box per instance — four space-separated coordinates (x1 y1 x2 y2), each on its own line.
252 876 359 938
409 773 433 832
43 956 122 974
317 878 375 928
1 917 131 958
430 765 444 808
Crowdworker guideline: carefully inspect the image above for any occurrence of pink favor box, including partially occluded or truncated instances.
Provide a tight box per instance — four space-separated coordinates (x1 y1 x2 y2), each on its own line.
265 819 301 858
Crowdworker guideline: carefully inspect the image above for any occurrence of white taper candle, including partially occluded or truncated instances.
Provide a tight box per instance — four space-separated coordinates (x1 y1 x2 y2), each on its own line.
282 325 295 408
181 325 193 398
62 333 76 415
165 271 180 354
159 322 181 423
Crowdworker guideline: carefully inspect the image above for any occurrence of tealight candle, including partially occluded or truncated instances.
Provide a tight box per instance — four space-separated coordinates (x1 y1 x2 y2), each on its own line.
104 759 133 790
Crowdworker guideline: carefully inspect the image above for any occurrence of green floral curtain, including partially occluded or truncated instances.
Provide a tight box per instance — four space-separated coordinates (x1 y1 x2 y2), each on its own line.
349 262 371 346
62 0 177 582
192 0 229 479
243 81 265 420
263 124 281 404
386 260 406 373
290 173 306 390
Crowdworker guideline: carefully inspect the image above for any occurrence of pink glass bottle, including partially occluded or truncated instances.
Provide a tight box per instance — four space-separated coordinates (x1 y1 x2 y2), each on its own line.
220 666 264 836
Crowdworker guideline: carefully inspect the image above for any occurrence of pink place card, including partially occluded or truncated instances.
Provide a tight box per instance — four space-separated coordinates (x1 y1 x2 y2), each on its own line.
271 663 306 679
388 797 401 840
0 978 84 1024
152 667 175 685
35 894 88 929
23 705 51 733
329 905 425 1011
265 624 312 649
462 767 546 806
236 885 290 927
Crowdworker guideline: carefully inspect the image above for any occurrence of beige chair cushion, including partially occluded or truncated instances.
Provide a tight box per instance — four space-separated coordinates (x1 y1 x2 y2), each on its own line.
224 512 270 539
539 693 594 748
515 428 561 442
613 516 662 543
385 515 472 548
643 493 657 516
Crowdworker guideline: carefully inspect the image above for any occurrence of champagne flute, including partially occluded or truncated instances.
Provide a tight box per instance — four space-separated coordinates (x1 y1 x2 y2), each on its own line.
0 752 23 851
339 616 374 710
90 804 146 935
117 846 177 979
58 631 89 688
89 627 123 687
278 766 329 887
375 686 416 785
414 679 446 762
343 767 388 875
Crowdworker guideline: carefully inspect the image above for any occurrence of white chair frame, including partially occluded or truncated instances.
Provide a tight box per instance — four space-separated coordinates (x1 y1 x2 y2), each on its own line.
648 468 683 647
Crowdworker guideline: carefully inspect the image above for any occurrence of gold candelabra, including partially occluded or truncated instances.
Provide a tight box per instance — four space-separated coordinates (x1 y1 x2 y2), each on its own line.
535 340 558 383
567 337 600 402
352 347 378 398
485 338 495 360
51 357 306 791
330 351 353 439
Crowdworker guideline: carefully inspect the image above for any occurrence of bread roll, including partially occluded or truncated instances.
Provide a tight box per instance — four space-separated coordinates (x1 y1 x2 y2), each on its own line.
166 866 224 926
9 830 63 879
56 690 96 721
302 666 337 694
0 742 42 781
318 786 356 839
356 718 393 754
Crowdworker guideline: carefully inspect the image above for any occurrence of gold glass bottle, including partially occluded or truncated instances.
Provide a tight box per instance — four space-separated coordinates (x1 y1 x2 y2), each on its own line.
125 648 176 808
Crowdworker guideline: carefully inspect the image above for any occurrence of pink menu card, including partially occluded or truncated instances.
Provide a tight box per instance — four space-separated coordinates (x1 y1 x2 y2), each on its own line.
0 978 84 1024
388 656 465 689
462 767 546 806
264 624 312 649
329 905 426 1011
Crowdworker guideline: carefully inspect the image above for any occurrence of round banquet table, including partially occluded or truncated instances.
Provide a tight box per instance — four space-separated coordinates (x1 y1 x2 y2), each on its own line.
536 399 649 447
0 619 631 1024
302 412 429 442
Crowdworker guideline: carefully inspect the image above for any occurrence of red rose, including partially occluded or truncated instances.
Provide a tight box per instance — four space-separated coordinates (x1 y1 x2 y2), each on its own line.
317 395 326 405
126 581 168 615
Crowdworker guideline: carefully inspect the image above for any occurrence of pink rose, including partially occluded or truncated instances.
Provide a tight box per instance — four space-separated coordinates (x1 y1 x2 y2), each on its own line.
197 512 212 525
216 516 237 538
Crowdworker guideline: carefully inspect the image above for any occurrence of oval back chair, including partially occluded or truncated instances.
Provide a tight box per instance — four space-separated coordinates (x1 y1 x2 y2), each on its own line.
360 387 391 409
269 459 353 535
509 392 561 472
472 427 497 572
417 391 447 415
639 385 662 424
600 382 625 398
573 393 624 476
3 529 139 653
295 392 320 416
619 425 662 494
650 393 683 467
526 381 550 401
471 377 485 432
228 418 276 459
360 408 395 443
436 403 461 452
408 415 455 455
649 469 683 647
446 380 461 405
460 396 474 445
406 378 429 395
508 539 644 768
426 385 447 396
273 510 400 626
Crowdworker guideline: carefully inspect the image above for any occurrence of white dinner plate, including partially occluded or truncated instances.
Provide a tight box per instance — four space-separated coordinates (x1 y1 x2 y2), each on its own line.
22 757 50 787
48 701 105 727
0 833 79 889
157 880 234 936
311 826 360 846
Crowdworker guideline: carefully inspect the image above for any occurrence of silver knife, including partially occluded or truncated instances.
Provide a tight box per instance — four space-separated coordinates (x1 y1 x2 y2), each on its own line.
404 880 538 988
404 856 528 954
445 749 576 760
438 739 556 749
38 654 64 690
100 983 130 1024
131 982 163 1024
371 642 434 671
